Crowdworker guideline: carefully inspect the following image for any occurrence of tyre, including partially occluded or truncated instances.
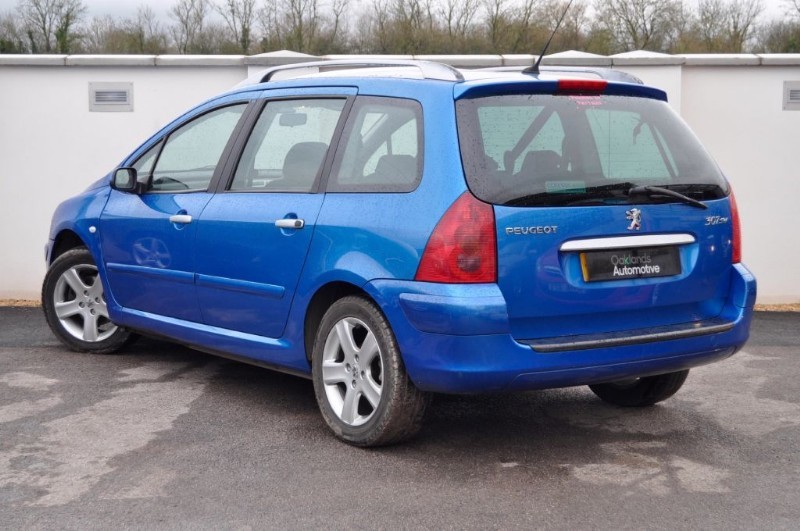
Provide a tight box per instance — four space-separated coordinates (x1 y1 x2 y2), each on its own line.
42 247 134 354
311 296 429 447
588 370 689 407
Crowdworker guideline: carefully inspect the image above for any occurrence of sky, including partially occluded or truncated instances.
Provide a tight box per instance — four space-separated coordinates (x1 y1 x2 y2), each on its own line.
0 0 792 28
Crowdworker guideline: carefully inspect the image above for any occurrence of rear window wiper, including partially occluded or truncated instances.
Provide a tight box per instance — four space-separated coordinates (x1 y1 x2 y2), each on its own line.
503 182 635 207
628 185 708 210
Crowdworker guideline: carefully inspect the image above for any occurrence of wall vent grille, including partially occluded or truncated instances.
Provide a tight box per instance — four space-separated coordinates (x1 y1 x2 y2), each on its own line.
89 82 133 112
784 81 800 111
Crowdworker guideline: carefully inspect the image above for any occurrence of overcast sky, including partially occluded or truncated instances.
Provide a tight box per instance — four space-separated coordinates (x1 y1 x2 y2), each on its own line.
0 0 792 28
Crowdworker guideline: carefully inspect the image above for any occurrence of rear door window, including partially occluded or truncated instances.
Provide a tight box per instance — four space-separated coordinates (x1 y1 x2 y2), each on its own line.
229 98 346 192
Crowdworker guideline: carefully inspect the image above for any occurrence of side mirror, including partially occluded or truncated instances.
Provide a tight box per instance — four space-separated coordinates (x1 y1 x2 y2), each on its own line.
111 168 138 193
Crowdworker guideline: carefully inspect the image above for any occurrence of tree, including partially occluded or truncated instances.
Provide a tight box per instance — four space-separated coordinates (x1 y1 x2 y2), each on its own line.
128 5 169 53
259 0 349 54
18 0 86 53
216 0 256 53
726 0 763 51
482 0 546 54
82 7 169 54
170 0 210 53
696 0 732 51
594 0 684 52
758 19 800 51
540 0 591 52
0 12 28 52
693 0 762 52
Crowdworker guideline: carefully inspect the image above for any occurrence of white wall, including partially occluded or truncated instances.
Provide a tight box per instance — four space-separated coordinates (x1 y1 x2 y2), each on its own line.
0 59 246 300
1 52 798 303
679 63 800 303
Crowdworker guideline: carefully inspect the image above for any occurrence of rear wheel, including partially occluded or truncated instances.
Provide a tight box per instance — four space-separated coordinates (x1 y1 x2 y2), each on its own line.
42 248 134 354
312 296 429 447
588 370 689 407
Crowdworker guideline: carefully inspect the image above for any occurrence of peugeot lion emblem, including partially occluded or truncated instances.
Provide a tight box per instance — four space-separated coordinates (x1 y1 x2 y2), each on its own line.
626 208 642 231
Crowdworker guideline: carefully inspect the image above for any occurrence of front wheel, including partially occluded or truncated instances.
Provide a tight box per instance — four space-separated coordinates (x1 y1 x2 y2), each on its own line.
42 248 134 354
312 296 429 447
588 370 689 407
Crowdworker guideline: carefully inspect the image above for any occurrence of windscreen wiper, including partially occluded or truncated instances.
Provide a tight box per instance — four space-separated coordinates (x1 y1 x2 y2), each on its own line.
628 185 708 210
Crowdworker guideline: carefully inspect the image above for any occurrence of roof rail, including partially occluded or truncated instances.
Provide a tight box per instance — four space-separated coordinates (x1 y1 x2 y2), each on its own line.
239 59 465 87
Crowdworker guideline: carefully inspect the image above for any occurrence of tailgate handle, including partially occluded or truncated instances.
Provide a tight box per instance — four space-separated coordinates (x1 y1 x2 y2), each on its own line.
276 218 305 229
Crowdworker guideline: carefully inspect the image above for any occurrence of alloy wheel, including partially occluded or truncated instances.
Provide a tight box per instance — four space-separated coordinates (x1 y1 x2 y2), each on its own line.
320 317 384 426
52 264 117 343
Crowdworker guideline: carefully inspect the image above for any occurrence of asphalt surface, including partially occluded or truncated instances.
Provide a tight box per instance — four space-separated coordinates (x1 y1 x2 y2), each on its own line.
1 307 798 530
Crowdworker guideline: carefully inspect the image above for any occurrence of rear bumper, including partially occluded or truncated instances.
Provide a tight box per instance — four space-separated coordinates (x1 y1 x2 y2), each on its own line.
366 263 756 394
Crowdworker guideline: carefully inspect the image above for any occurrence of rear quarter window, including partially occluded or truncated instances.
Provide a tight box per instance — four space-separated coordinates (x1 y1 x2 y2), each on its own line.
327 96 423 193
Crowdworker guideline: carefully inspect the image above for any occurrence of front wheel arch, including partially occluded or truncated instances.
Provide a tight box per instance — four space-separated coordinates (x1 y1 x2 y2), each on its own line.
42 247 135 354
50 230 87 265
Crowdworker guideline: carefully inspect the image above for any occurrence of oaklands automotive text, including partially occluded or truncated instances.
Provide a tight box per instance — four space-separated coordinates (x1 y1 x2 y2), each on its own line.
610 253 661 277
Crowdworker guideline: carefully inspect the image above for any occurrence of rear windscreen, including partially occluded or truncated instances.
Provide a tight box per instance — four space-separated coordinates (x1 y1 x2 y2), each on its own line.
456 94 728 207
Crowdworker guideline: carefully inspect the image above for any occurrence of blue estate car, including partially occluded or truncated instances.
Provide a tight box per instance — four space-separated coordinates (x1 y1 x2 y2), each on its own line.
42 60 756 446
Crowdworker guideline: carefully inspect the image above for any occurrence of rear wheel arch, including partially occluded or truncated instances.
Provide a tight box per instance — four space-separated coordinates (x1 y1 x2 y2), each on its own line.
304 281 373 363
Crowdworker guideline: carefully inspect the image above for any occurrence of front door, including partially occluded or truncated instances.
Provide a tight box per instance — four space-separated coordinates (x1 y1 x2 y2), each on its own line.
100 103 249 322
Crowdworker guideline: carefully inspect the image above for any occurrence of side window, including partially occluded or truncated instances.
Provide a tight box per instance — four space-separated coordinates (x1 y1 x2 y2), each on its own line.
230 98 346 192
328 97 423 193
149 104 246 192
586 109 674 181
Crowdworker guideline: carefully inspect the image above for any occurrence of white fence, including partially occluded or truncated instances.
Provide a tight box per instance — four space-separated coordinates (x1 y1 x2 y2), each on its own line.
1 50 798 303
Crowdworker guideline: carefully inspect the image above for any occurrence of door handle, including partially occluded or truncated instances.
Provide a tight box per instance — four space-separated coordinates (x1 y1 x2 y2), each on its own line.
169 214 193 224
275 218 305 229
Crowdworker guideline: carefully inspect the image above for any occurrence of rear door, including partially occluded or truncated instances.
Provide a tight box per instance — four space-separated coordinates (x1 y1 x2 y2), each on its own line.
456 90 735 340
194 89 353 338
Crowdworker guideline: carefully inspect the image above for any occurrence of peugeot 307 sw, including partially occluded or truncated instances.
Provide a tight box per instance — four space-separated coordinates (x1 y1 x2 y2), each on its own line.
42 60 756 446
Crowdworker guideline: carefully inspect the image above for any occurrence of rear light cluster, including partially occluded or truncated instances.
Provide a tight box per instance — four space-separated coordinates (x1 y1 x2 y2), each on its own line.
729 190 742 264
415 192 497 283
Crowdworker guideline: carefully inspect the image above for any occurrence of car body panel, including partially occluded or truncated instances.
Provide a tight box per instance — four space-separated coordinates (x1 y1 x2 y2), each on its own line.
365 262 754 393
494 199 735 340
194 193 325 337
100 192 213 323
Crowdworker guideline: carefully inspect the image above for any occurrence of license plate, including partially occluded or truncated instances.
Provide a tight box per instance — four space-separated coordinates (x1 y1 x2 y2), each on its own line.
580 246 681 282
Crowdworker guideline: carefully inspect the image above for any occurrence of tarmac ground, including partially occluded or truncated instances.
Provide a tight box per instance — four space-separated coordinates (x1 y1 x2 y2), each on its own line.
1 307 798 529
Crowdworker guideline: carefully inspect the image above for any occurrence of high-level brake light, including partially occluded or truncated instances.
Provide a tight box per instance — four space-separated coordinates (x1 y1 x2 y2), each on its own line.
557 79 608 93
